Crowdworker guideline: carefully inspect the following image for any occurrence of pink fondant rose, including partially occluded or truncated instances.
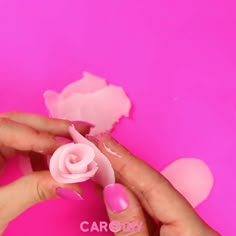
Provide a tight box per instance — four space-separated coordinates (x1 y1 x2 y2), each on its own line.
49 126 115 187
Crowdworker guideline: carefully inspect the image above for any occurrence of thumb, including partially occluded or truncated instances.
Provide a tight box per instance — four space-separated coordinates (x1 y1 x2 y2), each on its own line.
0 171 82 233
103 183 150 236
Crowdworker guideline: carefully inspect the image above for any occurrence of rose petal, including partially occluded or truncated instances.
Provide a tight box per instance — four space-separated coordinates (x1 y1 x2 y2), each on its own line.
57 143 95 174
61 72 107 97
69 125 115 187
161 158 214 207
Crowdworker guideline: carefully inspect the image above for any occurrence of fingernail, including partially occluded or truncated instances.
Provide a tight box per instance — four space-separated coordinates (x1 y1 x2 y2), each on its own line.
103 184 129 213
56 188 83 201
55 136 71 144
94 132 111 140
86 135 99 146
72 121 95 128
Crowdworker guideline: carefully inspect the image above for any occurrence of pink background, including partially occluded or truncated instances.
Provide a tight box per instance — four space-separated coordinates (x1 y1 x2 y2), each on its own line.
0 0 235 235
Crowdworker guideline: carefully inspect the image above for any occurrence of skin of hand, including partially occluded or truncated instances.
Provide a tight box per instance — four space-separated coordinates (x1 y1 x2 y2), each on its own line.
0 112 91 235
90 134 220 236
0 112 220 236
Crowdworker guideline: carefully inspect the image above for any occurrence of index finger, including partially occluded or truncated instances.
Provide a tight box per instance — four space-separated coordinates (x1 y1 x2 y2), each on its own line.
0 118 63 155
0 112 92 137
91 134 200 224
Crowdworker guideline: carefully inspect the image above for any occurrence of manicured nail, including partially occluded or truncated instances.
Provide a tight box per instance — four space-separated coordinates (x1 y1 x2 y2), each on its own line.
86 135 99 146
55 136 71 144
72 121 95 128
103 184 129 213
56 188 83 201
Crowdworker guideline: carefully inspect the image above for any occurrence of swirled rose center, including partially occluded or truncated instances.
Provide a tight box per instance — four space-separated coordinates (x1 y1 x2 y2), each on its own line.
49 142 99 183
58 144 97 175
69 154 80 164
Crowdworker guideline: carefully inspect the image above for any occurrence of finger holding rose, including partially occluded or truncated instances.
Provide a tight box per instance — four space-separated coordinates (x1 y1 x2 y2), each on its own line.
0 112 92 234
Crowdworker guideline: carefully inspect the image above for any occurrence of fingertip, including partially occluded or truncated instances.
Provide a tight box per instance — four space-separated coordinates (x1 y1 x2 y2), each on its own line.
103 183 129 213
72 121 95 128
86 135 99 146
102 183 150 235
71 122 92 136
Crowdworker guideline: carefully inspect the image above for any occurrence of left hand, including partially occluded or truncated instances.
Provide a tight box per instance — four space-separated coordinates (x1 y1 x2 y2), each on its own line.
0 112 90 234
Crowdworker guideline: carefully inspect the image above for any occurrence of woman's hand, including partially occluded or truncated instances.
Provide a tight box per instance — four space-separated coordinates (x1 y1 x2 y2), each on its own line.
0 112 90 235
92 134 220 236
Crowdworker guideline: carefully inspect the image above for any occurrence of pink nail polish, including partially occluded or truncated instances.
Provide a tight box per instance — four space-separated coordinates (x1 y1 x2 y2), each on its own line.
72 121 95 128
86 135 99 146
56 188 83 201
103 184 129 213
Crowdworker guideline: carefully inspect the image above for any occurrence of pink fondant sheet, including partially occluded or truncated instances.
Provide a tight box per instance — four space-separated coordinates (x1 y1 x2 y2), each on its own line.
0 1 236 236
44 72 132 135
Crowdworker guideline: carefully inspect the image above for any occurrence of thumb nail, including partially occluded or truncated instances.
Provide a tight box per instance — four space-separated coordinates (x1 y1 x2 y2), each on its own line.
103 184 129 213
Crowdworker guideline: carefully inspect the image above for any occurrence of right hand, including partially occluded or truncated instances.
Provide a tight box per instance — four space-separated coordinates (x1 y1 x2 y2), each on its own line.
93 134 220 236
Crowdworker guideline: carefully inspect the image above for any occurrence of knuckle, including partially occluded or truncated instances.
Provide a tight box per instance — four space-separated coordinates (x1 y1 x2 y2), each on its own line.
116 156 133 178
26 173 52 202
140 174 169 200
35 178 51 201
